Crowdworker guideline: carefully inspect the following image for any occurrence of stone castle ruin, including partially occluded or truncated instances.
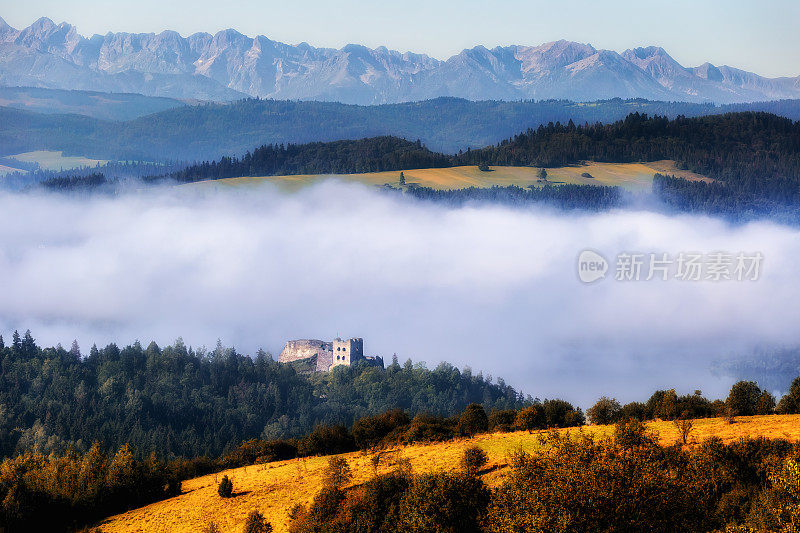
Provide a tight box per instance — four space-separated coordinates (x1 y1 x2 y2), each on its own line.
278 337 384 372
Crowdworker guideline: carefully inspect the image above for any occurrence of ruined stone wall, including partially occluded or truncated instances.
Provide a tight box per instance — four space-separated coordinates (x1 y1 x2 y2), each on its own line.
315 350 334 372
279 339 329 363
365 355 384 368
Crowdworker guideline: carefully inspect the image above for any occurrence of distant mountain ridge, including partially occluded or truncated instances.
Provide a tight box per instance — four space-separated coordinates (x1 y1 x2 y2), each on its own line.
1 15 799 104
0 86 183 120
3 97 800 162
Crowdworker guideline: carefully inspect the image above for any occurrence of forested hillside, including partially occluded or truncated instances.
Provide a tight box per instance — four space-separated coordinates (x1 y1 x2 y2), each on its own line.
159 111 800 217
8 109 800 219
404 184 623 210
459 112 800 216
3 97 800 161
461 112 800 178
166 137 450 182
0 331 528 459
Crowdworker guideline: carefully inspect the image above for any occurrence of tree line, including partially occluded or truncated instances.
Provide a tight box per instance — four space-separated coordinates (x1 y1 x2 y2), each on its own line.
403 183 623 210
457 111 800 181
288 377 800 533
456 112 800 217
0 398 584 532
160 137 450 183
289 422 800 533
653 173 800 222
586 377 800 426
0 331 528 460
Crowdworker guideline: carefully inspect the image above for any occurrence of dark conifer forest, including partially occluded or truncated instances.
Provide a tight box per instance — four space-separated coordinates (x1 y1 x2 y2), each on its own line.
155 111 800 219
164 137 450 183
404 183 623 210
0 331 527 460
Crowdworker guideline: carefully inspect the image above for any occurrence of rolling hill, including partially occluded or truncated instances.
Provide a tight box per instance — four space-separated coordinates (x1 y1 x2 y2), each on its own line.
94 414 800 533
195 161 709 193
0 86 184 120
0 149 107 175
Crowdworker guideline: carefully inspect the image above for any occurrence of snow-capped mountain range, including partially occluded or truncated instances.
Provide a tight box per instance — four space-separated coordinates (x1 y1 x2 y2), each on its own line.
1 16 798 104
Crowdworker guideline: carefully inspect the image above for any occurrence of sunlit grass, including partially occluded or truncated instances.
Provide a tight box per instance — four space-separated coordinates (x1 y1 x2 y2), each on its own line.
95 414 800 533
6 150 108 171
191 160 709 193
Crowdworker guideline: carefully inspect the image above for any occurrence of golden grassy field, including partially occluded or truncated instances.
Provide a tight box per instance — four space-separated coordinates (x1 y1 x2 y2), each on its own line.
6 150 107 171
95 414 800 533
192 160 709 193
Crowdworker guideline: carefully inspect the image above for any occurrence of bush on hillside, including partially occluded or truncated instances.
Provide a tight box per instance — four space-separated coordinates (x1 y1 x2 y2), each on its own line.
587 396 622 425
488 409 517 432
289 473 410 532
486 430 716 533
515 405 546 432
218 475 233 498
398 473 490 533
461 446 489 474
776 377 800 414
457 403 489 437
323 456 352 489
242 510 272 533
297 425 355 457
543 399 585 427
613 418 658 449
620 401 648 421
221 439 298 469
352 409 410 451
728 381 764 416
755 391 777 415
391 414 456 444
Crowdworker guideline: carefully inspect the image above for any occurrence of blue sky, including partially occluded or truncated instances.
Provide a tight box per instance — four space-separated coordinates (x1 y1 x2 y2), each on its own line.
4 0 799 77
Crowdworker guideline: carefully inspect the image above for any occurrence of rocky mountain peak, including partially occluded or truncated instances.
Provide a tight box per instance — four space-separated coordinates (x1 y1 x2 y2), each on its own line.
692 62 725 82
0 15 17 41
1 17 798 104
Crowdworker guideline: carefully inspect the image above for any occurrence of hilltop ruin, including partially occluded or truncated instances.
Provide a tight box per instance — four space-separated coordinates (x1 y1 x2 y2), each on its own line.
278 337 384 372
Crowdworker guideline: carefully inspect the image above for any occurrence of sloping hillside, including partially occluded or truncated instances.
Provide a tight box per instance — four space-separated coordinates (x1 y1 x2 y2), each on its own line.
0 86 184 121
94 414 800 533
194 161 709 193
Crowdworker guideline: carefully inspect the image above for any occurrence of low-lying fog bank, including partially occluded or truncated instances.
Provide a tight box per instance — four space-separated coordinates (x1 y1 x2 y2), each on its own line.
1 181 798 406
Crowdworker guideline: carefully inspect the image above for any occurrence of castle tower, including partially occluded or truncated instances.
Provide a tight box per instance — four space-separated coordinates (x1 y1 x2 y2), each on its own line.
330 337 364 369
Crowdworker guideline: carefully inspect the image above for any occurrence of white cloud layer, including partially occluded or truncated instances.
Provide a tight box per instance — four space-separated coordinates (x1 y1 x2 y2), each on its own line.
1 181 799 406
